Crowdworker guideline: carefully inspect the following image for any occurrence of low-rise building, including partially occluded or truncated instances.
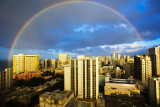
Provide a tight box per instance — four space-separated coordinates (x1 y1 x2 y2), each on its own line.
39 90 74 107
13 70 41 81
104 79 140 96
104 83 140 95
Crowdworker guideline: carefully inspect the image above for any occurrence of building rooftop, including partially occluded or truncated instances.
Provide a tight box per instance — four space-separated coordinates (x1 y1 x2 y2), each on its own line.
40 90 73 100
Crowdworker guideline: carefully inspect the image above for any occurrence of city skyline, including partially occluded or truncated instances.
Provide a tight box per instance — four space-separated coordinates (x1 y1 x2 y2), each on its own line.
0 0 160 60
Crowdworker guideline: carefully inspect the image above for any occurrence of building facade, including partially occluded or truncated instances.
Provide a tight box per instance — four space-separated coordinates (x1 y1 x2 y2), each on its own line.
64 56 99 99
13 54 39 74
134 53 152 86
0 68 13 92
58 54 69 64
13 54 25 74
39 90 74 107
148 77 160 107
149 46 160 76
25 55 39 72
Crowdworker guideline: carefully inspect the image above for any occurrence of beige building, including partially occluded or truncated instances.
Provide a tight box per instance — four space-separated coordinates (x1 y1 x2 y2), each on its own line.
41 59 56 72
25 55 39 72
13 54 25 74
0 68 13 92
104 83 140 95
64 55 99 99
148 77 160 107
134 53 152 87
39 90 74 107
58 54 69 64
64 65 71 91
13 54 39 74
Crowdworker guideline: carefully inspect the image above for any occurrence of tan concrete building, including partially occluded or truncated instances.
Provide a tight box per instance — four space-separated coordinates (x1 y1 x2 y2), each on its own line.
134 53 152 87
0 68 13 92
64 55 99 99
148 77 160 107
39 90 74 107
58 54 69 64
25 55 39 72
149 46 160 76
104 83 140 95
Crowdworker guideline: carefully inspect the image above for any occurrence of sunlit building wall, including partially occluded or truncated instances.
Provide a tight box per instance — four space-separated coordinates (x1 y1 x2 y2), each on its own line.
13 54 25 74
64 65 71 91
111 53 116 68
58 54 69 64
148 77 160 107
149 46 160 76
64 56 99 99
134 53 152 86
25 55 39 72
13 54 39 74
0 68 13 92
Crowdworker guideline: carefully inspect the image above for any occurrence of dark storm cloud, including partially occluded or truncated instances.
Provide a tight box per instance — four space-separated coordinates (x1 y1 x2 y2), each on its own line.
14 3 140 51
0 0 160 59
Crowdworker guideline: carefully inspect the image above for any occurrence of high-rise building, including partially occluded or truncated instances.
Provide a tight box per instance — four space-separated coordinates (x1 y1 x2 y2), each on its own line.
58 54 69 64
148 77 160 107
111 53 116 68
117 54 121 65
25 55 39 72
134 53 152 86
13 54 25 74
64 56 99 99
149 46 160 76
13 54 39 74
0 68 13 92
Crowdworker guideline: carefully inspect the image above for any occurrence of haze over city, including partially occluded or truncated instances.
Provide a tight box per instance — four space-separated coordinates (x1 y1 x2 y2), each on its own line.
0 0 160 60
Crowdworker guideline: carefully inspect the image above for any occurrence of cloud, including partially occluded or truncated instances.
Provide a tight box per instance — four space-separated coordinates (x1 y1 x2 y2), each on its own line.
74 24 105 33
0 0 160 60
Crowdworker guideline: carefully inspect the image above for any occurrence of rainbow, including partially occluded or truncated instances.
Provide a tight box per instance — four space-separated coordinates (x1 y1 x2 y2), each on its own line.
8 0 142 66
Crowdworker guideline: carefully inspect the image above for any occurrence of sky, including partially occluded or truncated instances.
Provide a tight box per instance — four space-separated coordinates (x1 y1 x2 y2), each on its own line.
0 0 160 60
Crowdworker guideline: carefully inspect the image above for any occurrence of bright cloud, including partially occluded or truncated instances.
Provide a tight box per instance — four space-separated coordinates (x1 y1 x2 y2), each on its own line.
74 24 105 33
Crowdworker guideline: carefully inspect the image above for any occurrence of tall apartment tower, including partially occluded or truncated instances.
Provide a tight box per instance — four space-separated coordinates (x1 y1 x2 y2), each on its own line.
58 54 69 64
25 55 39 72
134 53 152 86
117 54 121 65
13 54 25 74
13 54 39 74
0 68 13 92
111 53 116 68
149 46 160 76
64 55 99 99
148 77 160 107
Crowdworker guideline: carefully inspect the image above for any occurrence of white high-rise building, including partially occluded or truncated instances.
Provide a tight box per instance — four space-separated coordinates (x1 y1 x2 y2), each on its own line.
141 55 152 86
148 77 160 107
64 55 99 99
111 53 116 68
134 53 152 86
58 54 69 64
